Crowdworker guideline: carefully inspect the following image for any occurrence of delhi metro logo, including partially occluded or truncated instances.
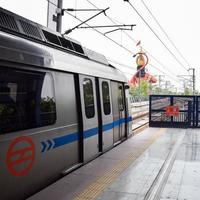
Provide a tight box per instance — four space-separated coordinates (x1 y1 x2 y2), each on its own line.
6 136 35 177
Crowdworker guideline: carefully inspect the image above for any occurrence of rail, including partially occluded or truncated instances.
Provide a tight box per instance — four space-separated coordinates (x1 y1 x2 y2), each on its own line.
129 96 149 103
131 101 149 119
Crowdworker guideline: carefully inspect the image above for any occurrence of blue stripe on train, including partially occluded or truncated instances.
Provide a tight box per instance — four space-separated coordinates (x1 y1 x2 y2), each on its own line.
41 116 132 152
102 122 113 132
53 133 78 149
84 127 99 138
126 116 132 122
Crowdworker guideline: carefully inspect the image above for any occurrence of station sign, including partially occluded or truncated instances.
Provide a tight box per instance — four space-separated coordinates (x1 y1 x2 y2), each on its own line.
165 106 180 117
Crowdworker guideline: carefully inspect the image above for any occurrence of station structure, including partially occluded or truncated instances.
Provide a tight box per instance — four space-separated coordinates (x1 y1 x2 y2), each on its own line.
27 95 200 200
0 2 199 200
28 116 199 200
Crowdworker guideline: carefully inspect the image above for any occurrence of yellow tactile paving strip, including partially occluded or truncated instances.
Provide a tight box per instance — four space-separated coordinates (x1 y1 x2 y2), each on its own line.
74 128 166 200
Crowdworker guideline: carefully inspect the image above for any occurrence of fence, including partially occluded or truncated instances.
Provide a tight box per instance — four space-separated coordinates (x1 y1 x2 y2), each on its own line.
129 96 149 103
149 95 200 128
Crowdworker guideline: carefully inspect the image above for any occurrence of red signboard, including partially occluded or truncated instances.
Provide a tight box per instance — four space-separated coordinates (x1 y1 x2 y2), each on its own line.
166 106 180 117
6 136 35 176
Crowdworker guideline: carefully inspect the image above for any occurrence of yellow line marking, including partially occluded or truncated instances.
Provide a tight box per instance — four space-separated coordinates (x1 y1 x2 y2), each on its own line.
74 128 166 200
133 123 149 135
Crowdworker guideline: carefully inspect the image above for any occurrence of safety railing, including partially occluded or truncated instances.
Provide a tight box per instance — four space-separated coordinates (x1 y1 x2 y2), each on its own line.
149 95 199 128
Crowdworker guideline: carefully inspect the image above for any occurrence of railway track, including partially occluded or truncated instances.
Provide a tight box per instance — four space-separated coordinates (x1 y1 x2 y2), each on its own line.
131 101 149 133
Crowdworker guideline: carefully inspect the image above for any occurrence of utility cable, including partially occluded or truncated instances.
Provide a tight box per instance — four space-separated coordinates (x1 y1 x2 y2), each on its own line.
82 1 191 86
125 0 188 72
85 0 181 79
108 58 180 84
148 63 180 83
48 0 181 85
108 58 136 70
140 0 191 69
124 32 178 77
48 0 132 54
65 11 133 54
66 11 179 82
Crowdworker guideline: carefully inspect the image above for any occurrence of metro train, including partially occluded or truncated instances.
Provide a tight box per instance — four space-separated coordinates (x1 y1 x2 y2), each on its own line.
0 8 132 200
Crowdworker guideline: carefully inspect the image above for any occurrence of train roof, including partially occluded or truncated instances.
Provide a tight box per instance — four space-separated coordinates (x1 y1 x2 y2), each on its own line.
0 7 127 82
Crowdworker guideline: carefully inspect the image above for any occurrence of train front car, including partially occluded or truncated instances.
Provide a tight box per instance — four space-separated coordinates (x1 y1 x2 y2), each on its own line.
0 7 132 200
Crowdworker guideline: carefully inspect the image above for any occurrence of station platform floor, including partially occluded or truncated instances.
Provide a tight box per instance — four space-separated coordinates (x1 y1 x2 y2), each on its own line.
29 127 200 200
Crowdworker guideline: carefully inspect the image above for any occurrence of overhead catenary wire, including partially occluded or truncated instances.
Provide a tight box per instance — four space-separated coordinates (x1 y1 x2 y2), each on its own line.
122 32 177 76
48 1 133 54
148 63 180 83
102 7 190 80
65 11 134 54
108 55 180 83
47 0 181 85
140 0 191 69
66 11 179 83
63 7 110 35
84 0 182 79
109 58 178 83
108 60 163 78
108 58 136 70
111 62 180 86
124 0 189 72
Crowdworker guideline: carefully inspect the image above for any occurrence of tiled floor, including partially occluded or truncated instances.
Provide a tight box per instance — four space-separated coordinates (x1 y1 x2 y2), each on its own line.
97 129 185 200
160 129 200 200
29 128 200 200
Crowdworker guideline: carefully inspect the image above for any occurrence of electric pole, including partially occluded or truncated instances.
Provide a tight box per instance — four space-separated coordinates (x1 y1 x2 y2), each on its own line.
158 75 165 88
188 68 195 95
138 70 141 100
56 0 63 33
159 75 161 88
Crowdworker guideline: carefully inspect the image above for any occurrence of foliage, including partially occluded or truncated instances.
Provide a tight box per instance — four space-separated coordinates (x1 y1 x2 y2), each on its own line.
40 96 56 112
129 80 150 97
129 80 199 97
183 87 192 95
151 85 176 95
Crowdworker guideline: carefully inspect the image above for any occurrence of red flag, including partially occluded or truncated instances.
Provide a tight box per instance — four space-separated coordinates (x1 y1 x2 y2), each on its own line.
136 40 141 46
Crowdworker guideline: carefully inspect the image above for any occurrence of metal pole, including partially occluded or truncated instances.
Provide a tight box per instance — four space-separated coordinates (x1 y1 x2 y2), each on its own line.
56 0 63 33
139 70 141 101
188 68 195 95
183 79 188 94
63 7 109 35
159 75 161 88
193 68 195 95
158 75 165 94
149 82 152 95
77 24 136 29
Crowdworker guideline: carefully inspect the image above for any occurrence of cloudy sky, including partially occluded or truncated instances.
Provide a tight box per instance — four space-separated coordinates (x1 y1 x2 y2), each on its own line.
1 0 199 91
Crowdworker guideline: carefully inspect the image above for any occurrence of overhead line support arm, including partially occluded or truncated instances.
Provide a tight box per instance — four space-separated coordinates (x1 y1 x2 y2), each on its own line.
63 7 109 35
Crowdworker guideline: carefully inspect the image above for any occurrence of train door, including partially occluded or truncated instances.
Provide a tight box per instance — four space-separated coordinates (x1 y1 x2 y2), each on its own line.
111 81 126 145
99 79 113 151
119 83 126 139
79 75 99 162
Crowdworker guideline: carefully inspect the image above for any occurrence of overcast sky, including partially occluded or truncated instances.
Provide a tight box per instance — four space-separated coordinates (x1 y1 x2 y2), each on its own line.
1 0 199 91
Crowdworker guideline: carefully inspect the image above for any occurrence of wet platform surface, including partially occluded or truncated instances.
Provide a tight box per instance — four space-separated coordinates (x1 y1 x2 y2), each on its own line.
29 128 200 200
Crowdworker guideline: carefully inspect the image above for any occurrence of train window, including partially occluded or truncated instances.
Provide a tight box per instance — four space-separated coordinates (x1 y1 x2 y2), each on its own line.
102 81 111 115
0 69 56 134
83 78 95 118
118 84 124 111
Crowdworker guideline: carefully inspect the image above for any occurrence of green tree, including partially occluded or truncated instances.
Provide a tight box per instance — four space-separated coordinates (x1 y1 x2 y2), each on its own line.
129 80 150 97
183 87 193 95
